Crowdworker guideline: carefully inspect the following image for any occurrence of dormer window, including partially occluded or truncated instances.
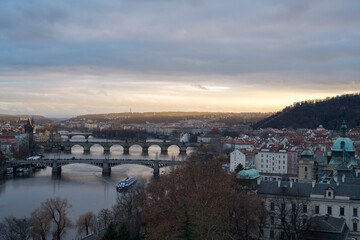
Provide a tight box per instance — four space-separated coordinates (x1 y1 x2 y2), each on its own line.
326 188 334 199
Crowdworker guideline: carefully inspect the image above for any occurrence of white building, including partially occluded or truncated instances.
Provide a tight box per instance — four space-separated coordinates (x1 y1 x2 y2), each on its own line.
255 148 289 174
230 149 246 172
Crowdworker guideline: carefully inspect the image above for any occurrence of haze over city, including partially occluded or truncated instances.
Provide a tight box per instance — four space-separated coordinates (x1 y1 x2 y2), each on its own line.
1 0 359 116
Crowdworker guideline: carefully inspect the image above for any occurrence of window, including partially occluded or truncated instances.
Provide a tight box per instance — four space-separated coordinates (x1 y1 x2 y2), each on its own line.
271 216 275 225
354 222 358 232
340 207 345 216
305 167 308 171
281 203 285 211
261 154 263 157
328 191 332 197
302 218 307 225
270 202 275 211
327 206 332 215
303 205 307 213
280 231 285 239
259 229 263 237
354 208 358 217
270 230 274 239
315 205 320 214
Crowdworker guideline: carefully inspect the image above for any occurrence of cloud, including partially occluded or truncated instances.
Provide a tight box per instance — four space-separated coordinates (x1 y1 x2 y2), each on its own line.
193 84 208 90
0 0 359 115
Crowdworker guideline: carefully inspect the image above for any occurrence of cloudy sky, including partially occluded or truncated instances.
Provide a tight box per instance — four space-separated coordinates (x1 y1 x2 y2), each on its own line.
0 0 359 116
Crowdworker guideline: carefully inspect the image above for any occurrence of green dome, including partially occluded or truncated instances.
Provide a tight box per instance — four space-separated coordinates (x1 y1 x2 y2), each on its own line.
331 137 355 152
301 150 314 156
237 169 260 180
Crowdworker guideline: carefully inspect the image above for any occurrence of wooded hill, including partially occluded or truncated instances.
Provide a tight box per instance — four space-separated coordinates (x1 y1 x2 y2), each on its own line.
253 93 360 130
72 112 271 125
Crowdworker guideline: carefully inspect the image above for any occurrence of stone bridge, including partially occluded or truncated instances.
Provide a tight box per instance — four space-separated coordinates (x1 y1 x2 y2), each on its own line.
36 140 200 155
9 158 186 176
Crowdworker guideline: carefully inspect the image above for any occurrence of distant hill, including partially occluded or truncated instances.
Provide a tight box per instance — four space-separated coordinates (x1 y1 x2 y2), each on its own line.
253 93 360 130
72 112 271 125
0 114 50 123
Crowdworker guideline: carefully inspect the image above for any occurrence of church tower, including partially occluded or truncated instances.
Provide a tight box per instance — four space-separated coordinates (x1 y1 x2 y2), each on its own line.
298 150 315 182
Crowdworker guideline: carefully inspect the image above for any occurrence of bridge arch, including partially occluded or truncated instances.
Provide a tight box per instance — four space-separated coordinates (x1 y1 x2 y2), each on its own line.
90 144 104 153
129 144 143 154
71 144 85 153
109 144 124 154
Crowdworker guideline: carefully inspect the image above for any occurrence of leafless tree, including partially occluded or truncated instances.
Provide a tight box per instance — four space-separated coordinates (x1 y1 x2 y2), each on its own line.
76 212 96 236
112 181 145 239
0 216 31 240
41 197 72 240
271 193 312 240
30 208 51 240
97 208 114 230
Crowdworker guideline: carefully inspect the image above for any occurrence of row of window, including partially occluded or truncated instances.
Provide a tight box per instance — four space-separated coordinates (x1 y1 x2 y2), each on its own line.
261 154 286 158
270 202 359 217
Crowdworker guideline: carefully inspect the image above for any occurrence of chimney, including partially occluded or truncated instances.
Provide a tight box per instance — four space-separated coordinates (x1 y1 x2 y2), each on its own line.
334 176 338 183
312 181 316 188
290 181 293 188
257 177 261 185
278 180 281 188
342 174 345 183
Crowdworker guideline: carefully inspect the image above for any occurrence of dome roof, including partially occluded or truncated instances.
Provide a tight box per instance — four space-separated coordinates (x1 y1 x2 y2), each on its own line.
237 169 260 180
331 137 355 152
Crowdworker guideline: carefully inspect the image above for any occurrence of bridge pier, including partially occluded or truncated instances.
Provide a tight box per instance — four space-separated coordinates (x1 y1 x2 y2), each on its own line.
83 146 90 155
180 145 187 154
142 146 149 155
63 146 71 154
153 161 159 175
104 146 110 155
160 146 168 155
52 160 62 174
123 146 130 155
102 160 111 176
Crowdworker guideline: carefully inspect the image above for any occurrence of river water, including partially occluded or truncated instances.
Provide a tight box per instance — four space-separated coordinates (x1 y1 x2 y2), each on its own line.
0 142 192 239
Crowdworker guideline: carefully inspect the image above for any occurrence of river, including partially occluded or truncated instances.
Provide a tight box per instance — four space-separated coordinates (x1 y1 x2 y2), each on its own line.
0 142 192 239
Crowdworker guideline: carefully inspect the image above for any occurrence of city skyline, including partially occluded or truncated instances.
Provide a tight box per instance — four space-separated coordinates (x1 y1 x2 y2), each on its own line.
1 0 359 116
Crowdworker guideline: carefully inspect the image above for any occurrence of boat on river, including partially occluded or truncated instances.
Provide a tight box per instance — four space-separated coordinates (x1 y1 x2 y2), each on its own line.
116 177 137 191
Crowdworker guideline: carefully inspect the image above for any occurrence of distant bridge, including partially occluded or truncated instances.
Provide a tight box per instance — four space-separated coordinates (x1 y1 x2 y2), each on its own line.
9 158 187 176
36 140 200 155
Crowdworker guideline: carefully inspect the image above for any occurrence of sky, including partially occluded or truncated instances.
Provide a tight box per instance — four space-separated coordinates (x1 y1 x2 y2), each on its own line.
0 0 359 117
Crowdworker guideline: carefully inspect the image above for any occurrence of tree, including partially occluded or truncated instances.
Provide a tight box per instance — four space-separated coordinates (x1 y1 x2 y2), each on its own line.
235 163 244 173
76 212 96 236
102 223 118 240
174 201 197 240
112 182 145 239
117 223 131 240
271 193 312 240
97 208 113 230
41 197 72 240
141 158 264 239
30 208 51 240
0 216 31 240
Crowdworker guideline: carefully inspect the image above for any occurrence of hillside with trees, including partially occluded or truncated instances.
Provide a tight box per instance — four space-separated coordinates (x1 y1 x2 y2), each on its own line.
72 112 270 125
253 93 360 130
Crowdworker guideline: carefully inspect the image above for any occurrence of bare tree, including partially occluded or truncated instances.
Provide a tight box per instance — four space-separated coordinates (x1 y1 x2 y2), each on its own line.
76 212 96 236
97 208 113 230
0 216 31 240
271 193 312 240
41 197 72 240
30 208 51 240
112 181 145 239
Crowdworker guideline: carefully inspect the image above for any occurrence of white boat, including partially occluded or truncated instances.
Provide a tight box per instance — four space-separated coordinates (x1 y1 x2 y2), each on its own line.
116 177 137 190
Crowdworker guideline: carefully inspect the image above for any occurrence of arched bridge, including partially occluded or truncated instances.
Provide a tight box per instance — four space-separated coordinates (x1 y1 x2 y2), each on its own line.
36 140 200 155
9 158 187 176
